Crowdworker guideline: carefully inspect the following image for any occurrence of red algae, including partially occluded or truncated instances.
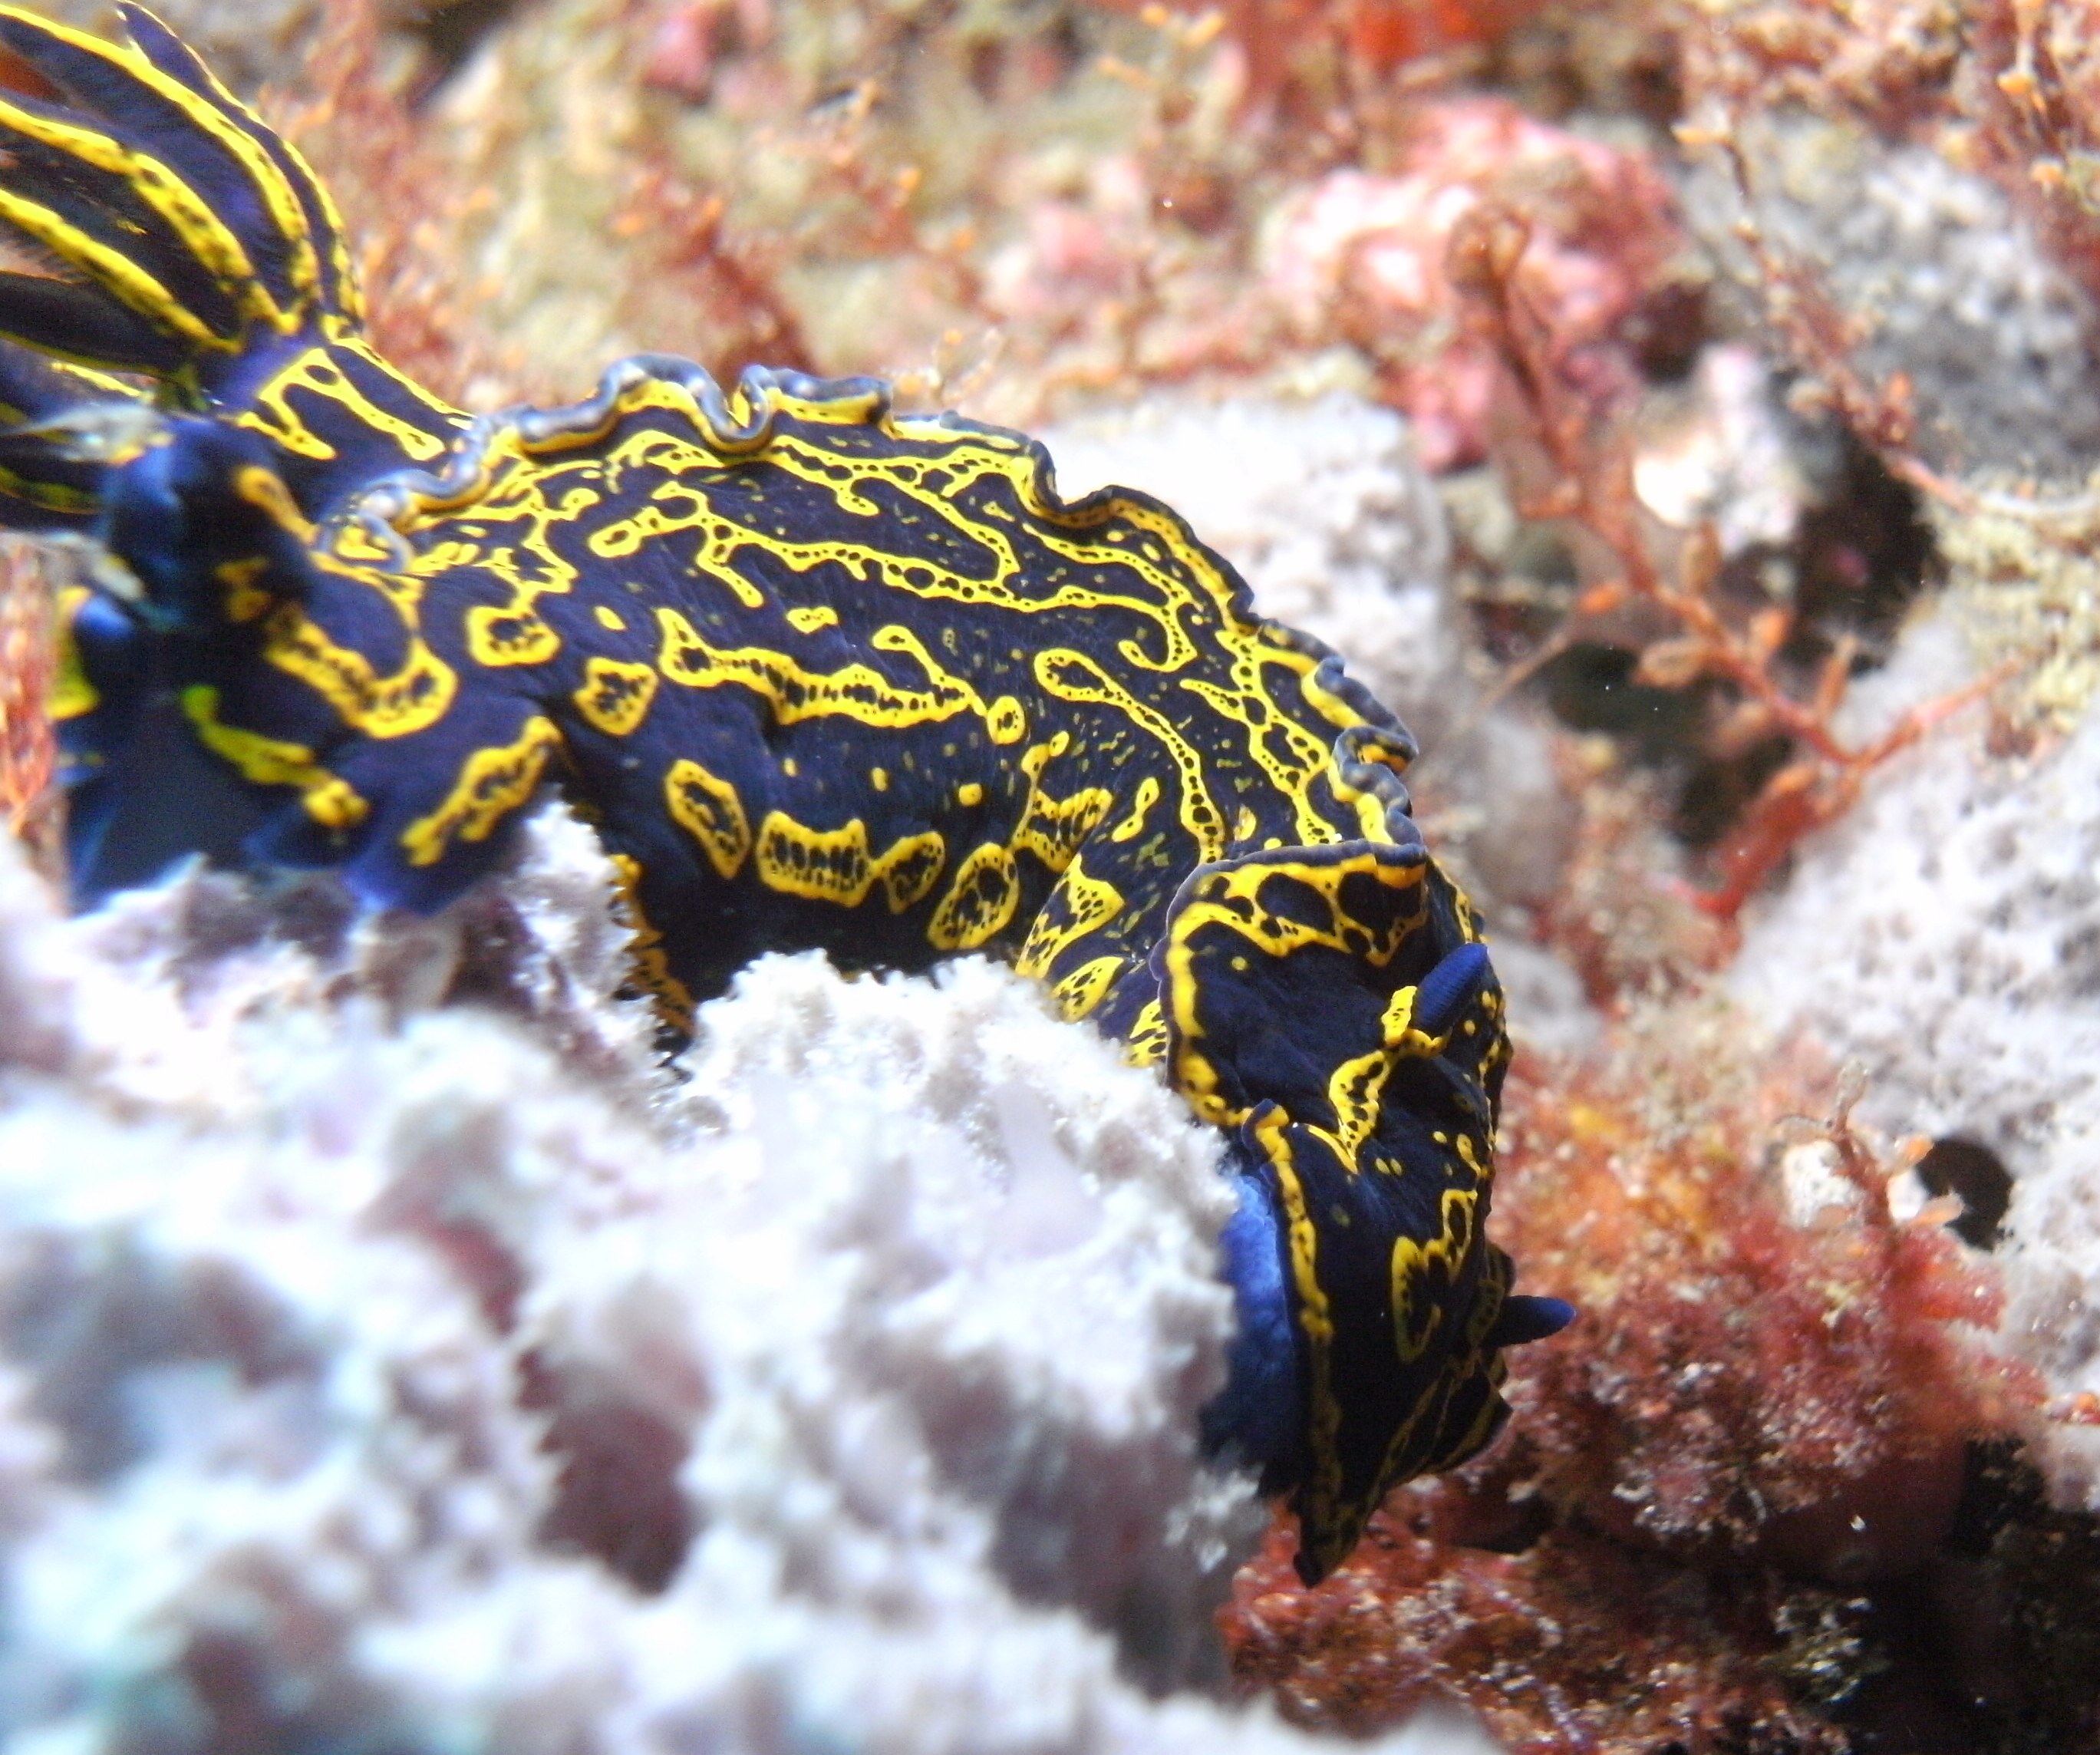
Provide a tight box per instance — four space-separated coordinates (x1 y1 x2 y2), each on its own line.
1487 1035 2019 1571
1963 0 2100 315
1227 1507 1851 1753
1223 1008 2037 1748
1087 0 1551 117
270 0 496 406
0 542 56 880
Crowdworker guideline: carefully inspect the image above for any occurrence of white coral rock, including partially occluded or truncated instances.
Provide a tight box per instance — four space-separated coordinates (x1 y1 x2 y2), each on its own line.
1731 606 2100 1506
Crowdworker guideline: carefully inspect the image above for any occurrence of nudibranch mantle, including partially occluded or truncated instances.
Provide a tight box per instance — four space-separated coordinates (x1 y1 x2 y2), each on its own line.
0 2 1568 1584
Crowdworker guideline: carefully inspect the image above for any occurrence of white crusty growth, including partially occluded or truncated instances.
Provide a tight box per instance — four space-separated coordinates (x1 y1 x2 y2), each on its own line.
0 807 1499 1754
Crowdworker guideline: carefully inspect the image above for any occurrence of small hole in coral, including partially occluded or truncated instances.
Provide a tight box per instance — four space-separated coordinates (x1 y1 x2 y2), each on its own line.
1786 436 1940 665
1624 280 1709 384
1535 643 1704 754
1913 1138 2013 1250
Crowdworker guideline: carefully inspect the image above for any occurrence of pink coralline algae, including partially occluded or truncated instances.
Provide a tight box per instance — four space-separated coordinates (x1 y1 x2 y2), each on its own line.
1262 97 1690 470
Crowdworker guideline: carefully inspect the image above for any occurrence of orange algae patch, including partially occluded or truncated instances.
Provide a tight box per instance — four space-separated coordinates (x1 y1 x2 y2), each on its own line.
0 541 58 876
1488 1032 2021 1566
1099 0 1548 87
1224 1008 2038 1747
1227 1511 1851 1753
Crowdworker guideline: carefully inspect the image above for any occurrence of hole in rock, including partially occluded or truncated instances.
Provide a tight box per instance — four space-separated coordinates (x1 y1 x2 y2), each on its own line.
1912 1138 2013 1250
405 0 523 102
1786 437 1939 665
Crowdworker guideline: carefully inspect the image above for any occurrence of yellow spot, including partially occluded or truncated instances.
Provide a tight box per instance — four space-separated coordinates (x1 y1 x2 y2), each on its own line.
927 842 1020 950
48 587 97 721
401 717 562 866
787 604 840 633
1050 955 1126 1021
986 696 1027 744
871 767 889 792
756 811 946 912
594 604 628 633
466 603 561 668
665 757 753 879
302 777 366 830
782 757 799 778
958 782 985 807
1123 1001 1169 1067
213 555 274 624
572 656 659 737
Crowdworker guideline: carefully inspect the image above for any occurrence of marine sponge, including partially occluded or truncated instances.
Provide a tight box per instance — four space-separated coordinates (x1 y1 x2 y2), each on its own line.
1732 603 2100 1517
0 810 1482 1754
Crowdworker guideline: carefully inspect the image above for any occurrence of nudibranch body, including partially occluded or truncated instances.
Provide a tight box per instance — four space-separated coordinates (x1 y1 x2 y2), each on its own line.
0 4 1567 1583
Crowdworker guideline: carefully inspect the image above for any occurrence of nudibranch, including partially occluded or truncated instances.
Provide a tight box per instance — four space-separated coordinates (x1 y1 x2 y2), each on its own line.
0 4 1568 1583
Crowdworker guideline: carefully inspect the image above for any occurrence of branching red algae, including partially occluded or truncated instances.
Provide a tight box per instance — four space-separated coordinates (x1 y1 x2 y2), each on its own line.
1228 1509 1854 1753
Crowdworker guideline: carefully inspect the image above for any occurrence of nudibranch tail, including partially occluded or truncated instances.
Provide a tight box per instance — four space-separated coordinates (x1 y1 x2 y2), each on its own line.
0 9 1571 1589
0 3 475 899
0 2 328 372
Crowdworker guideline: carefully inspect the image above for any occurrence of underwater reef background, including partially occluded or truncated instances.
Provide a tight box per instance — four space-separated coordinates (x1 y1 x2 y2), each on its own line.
5 0 2100 1750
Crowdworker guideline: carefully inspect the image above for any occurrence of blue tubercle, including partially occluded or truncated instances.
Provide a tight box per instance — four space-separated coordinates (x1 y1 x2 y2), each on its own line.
1490 1295 1576 1349
1414 940 1492 1037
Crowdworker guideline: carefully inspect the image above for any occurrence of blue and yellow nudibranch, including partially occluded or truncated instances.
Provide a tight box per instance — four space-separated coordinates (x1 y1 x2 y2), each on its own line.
0 4 1568 1583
